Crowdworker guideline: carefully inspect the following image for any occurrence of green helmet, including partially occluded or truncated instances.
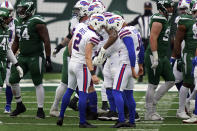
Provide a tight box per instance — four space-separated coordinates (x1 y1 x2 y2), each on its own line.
0 8 10 28
157 0 174 15
16 0 36 19
191 1 197 12
190 0 197 10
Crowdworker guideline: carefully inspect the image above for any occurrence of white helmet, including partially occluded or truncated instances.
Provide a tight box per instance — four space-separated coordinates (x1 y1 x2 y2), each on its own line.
0 1 14 16
72 0 90 18
87 1 105 16
89 13 106 32
178 0 190 14
191 1 197 12
107 15 125 32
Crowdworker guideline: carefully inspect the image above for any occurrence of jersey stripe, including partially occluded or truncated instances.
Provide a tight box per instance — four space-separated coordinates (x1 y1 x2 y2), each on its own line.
119 30 130 36
83 65 88 92
90 39 99 45
29 17 45 23
120 32 132 39
116 64 127 91
152 15 167 21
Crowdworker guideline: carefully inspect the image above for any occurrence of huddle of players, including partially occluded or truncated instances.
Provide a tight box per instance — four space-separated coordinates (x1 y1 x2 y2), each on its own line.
1 0 197 129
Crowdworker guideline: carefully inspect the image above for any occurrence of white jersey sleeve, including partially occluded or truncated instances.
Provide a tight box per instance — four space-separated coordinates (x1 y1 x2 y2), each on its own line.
8 19 16 48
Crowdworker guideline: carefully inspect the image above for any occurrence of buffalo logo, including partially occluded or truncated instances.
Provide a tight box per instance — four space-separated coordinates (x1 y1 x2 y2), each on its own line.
88 4 99 11
80 1 89 6
108 17 121 24
92 16 104 21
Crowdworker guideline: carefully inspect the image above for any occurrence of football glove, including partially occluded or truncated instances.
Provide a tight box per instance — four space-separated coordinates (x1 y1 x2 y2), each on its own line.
45 56 53 72
15 63 23 78
52 44 64 57
151 51 159 69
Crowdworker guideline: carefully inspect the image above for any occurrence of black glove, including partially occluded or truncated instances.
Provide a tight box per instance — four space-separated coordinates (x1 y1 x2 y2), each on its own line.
54 44 64 54
45 56 53 72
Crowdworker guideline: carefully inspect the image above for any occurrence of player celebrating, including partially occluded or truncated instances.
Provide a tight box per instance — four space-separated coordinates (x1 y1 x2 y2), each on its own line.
56 13 106 128
9 0 52 119
144 0 175 120
0 0 15 114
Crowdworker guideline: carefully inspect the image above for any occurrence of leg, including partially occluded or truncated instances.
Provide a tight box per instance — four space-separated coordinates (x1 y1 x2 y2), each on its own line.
35 84 45 119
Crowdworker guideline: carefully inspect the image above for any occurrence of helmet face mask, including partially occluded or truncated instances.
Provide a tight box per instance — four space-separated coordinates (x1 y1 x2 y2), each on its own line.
107 15 125 32
89 13 106 33
73 0 90 19
157 0 174 16
192 2 197 19
16 0 35 19
178 0 190 14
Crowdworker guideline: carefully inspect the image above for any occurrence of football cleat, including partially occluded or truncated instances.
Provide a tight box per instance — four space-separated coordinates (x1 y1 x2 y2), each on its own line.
57 117 64 126
111 121 129 128
101 101 109 111
126 122 136 128
98 111 118 121
176 111 190 119
10 102 26 117
68 97 78 111
144 112 164 121
79 122 97 128
135 112 141 122
49 107 59 117
36 108 45 119
183 114 197 123
4 105 11 114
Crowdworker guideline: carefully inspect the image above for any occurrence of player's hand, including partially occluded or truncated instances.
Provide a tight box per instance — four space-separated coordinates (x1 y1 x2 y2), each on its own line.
138 64 143 76
131 67 139 79
52 44 64 57
91 75 100 84
16 65 23 78
170 57 176 67
151 51 159 69
52 49 58 57
92 56 106 65
46 56 53 72
96 47 106 63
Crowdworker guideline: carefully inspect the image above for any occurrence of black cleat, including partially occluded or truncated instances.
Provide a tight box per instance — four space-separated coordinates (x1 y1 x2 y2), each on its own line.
101 101 109 111
111 121 129 128
135 112 140 122
10 102 26 117
86 111 98 120
126 122 136 128
36 108 45 119
68 96 78 111
98 111 118 121
57 117 64 126
79 122 97 128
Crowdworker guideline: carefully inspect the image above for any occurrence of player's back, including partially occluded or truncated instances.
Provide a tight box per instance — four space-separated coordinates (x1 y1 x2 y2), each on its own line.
71 23 100 64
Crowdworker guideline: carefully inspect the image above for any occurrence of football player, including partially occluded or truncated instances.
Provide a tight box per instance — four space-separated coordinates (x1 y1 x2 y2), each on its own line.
0 0 15 114
9 0 52 119
56 13 105 128
0 7 23 109
144 0 175 120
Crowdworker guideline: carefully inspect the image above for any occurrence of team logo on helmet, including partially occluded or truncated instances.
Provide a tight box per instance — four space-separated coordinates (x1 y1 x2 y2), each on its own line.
108 17 121 24
80 1 89 6
88 3 99 11
92 15 104 21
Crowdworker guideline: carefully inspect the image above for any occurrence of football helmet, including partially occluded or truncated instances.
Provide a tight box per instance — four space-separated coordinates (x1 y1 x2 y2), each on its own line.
72 0 90 18
16 0 36 19
0 8 10 28
191 1 197 19
89 13 106 32
87 1 105 16
157 0 174 16
178 0 190 14
107 15 125 32
0 1 14 17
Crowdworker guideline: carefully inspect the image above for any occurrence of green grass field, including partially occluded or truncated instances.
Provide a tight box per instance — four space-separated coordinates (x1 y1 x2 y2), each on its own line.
0 85 197 131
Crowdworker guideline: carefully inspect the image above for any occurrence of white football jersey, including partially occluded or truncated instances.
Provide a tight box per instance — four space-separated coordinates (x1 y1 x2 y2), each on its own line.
69 16 79 33
118 26 143 66
70 23 100 64
8 19 16 48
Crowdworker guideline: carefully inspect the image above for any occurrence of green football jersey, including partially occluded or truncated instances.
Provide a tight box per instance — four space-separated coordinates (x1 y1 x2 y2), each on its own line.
178 15 197 54
147 13 171 57
15 15 46 57
0 27 10 61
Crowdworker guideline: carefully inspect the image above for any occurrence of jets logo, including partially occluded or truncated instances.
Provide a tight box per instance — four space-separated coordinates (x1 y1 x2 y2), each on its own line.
108 17 121 24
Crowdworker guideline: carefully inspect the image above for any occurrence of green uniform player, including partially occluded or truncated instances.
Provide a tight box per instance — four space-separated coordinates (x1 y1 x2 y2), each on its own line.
145 0 175 121
0 8 23 92
9 0 52 119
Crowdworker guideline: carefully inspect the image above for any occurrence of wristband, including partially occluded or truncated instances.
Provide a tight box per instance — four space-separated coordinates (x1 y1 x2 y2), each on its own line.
90 70 95 76
15 62 19 67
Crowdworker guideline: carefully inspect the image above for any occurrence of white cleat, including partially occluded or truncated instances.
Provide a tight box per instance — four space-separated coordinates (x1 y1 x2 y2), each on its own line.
144 112 164 121
49 108 59 117
4 109 11 114
176 111 190 119
183 114 197 123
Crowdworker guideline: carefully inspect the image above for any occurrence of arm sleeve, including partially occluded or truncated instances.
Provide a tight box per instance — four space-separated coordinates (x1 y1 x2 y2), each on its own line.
7 47 17 65
138 44 144 64
122 36 136 67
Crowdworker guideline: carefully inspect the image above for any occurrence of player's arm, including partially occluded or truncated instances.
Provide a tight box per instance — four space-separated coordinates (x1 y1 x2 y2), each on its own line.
12 35 19 54
103 28 118 49
149 22 162 69
85 43 100 84
138 43 145 76
122 36 138 79
173 25 186 58
68 37 73 56
36 24 52 72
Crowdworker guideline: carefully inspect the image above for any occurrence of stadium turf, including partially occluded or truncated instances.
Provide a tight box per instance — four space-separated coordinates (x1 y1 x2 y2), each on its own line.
0 86 197 131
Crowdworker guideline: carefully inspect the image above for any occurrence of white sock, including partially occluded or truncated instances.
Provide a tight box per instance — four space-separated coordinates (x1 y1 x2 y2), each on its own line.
35 84 44 108
145 84 157 113
101 85 108 101
187 90 197 101
154 81 174 105
11 83 22 103
52 82 68 109
178 86 189 112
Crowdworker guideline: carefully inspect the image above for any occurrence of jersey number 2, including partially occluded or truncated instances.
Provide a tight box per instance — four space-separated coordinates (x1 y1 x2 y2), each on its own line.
73 33 82 51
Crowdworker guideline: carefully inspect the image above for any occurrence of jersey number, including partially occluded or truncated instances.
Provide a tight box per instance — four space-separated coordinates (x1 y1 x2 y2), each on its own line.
73 33 82 51
163 27 170 41
0 37 7 51
16 27 30 40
